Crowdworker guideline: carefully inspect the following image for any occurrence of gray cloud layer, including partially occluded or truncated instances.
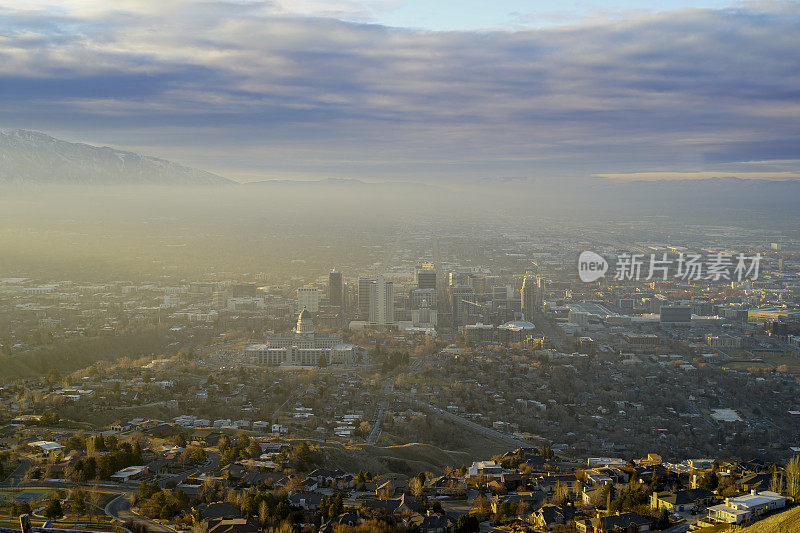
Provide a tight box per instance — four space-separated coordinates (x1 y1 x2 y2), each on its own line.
1 2 799 182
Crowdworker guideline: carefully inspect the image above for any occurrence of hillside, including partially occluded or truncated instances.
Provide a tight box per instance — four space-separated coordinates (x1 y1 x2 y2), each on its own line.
0 129 233 185
306 440 475 477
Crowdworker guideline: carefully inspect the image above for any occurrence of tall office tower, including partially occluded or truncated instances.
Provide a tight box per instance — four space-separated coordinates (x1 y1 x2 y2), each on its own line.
468 274 487 295
230 283 257 298
451 285 476 326
344 282 356 310
433 239 448 316
358 278 374 320
416 265 437 291
328 271 343 309
520 275 538 320
410 288 437 310
297 285 319 313
536 276 546 309
369 276 394 325
492 285 512 307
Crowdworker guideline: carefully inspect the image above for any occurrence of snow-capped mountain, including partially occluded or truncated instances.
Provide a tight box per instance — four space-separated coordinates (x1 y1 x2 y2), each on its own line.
0 129 233 185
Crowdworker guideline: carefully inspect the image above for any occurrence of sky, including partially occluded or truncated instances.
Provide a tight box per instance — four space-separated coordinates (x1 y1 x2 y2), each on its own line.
1 0 799 183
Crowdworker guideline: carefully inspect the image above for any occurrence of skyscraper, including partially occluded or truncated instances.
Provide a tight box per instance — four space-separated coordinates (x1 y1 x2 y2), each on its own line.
451 285 476 326
369 276 394 325
536 276 545 310
416 265 436 291
329 271 343 309
297 285 319 313
358 277 374 321
521 275 543 320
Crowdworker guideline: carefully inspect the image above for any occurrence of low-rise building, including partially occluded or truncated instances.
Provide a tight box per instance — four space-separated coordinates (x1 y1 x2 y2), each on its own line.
650 489 715 512
706 490 786 525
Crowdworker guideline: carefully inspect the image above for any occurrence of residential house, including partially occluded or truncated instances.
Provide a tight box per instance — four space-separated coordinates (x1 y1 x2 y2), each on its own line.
706 490 786 525
735 472 773 493
427 475 467 496
319 512 361 533
592 512 651 532
532 504 575 531
468 460 503 478
197 502 242 520
288 492 324 511
110 465 147 483
403 512 456 533
491 492 544 514
206 518 261 533
650 489 715 512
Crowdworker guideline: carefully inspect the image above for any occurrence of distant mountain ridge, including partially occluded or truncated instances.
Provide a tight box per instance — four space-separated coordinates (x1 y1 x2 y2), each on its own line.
243 177 441 189
0 129 233 185
1 129 797 207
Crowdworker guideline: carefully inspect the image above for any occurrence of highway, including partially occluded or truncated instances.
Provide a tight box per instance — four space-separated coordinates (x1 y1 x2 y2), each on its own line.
271 385 307 425
366 380 394 445
366 355 426 445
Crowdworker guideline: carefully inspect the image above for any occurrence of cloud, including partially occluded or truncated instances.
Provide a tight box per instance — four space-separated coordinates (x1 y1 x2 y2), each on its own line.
0 1 799 182
595 171 800 181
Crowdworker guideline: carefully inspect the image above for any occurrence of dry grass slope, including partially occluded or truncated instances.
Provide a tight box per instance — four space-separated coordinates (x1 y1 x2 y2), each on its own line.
306 439 473 477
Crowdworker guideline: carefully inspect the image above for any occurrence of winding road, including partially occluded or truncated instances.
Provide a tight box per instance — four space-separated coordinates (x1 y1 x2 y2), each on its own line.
105 493 175 533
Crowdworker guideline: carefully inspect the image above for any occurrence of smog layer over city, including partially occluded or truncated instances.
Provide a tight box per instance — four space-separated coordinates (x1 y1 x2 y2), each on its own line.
1 2 800 533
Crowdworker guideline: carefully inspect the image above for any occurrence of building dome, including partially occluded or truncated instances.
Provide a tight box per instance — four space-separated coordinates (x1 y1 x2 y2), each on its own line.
296 307 314 333
498 320 535 331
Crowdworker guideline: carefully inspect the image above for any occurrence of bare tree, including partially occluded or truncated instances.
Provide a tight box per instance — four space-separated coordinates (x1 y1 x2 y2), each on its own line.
552 482 570 506
769 471 784 494
409 477 424 499
786 455 800 500
192 520 209 533
89 485 103 523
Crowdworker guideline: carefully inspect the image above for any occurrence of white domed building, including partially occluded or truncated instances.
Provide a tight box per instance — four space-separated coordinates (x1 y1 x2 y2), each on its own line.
245 308 358 366
497 320 535 343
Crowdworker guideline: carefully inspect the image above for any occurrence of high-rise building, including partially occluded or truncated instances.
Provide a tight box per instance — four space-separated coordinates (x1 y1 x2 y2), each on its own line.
521 275 541 320
410 288 437 309
493 285 512 304
328 271 343 309
369 276 394 325
416 265 436 291
536 276 545 309
358 278 374 320
451 285 476 326
229 282 257 298
297 285 319 313
467 274 487 295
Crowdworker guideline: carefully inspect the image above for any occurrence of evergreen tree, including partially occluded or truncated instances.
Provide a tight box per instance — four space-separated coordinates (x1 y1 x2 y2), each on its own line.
72 490 87 516
44 498 63 521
